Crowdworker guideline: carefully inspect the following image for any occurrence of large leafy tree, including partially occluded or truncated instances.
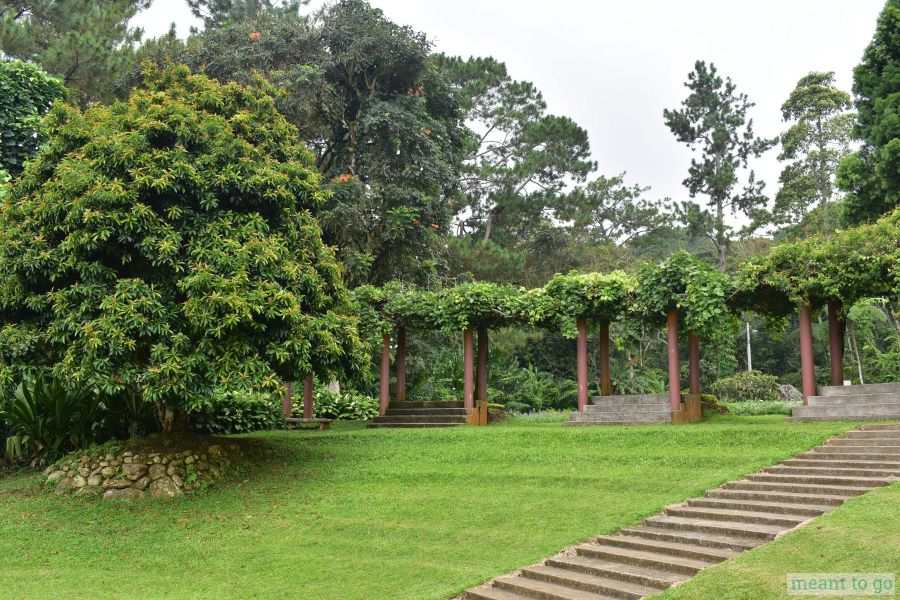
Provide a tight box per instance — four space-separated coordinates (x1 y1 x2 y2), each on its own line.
0 66 366 431
774 72 853 230
0 58 66 176
0 0 149 105
664 60 776 268
437 54 594 244
137 0 466 287
838 0 900 225
186 0 305 29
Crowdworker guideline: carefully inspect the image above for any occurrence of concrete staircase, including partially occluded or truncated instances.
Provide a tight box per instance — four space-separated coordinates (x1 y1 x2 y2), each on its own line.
793 382 900 421
566 394 671 426
367 401 468 428
465 424 900 600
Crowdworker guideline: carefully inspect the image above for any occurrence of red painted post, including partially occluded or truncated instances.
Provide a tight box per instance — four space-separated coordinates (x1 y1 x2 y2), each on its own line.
577 318 588 412
799 304 816 404
598 321 611 396
463 327 474 414
476 326 488 402
827 301 844 386
380 332 391 415
688 332 700 395
282 381 293 417
303 374 313 419
666 309 681 411
396 327 407 401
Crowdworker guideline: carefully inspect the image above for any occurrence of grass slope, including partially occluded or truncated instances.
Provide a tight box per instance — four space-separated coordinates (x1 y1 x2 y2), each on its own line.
657 480 900 600
0 416 859 600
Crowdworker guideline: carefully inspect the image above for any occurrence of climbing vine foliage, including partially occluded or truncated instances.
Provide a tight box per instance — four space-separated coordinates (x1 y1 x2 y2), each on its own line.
0 65 367 426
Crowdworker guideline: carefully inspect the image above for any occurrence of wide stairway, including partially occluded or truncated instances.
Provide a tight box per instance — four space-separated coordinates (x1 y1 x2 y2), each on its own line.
465 424 900 600
367 401 468 428
793 382 900 420
566 394 670 426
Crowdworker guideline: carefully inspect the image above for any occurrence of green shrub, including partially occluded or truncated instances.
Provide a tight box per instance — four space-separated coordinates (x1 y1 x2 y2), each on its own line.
709 370 781 403
189 390 281 435
1 376 101 465
296 390 379 421
722 400 797 416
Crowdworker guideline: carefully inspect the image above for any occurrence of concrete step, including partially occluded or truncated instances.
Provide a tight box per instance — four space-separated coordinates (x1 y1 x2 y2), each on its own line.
790 414 900 421
385 401 464 409
800 450 900 461
543 555 688 590
764 464 900 478
385 407 468 416
793 404 900 417
643 516 785 541
859 424 900 431
827 439 900 447
619 526 761 552
582 405 671 415
808 392 900 406
466 585 531 600
782 458 900 470
592 534 738 563
366 422 464 428
493 574 619 600
843 429 900 438
574 543 717 576
705 487 849 506
664 506 807 528
724 479 872 497
819 383 900 397
520 565 660 600
570 413 671 423
745 472 890 488
687 496 832 517
371 415 468 424
813 445 900 454
589 394 668 405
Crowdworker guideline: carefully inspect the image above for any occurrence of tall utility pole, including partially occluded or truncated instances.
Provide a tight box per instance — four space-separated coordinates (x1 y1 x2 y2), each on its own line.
746 320 753 371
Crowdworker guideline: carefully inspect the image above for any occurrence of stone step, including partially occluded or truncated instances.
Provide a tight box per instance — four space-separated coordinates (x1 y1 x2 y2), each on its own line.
782 458 900 470
493 574 619 600
466 585 533 600
793 404 900 417
724 479 872 497
705 488 849 507
570 414 671 423
643 516 785 541
790 414 900 422
859 424 900 431
589 394 668 405
745 472 889 488
520 565 660 600
819 382 900 397
800 450 900 461
843 429 900 438
574 543 717 576
565 419 670 427
370 415 468 424
808 392 900 406
664 506 807 528
543 555 688 590
582 405 672 414
687 496 832 517
828 438 900 446
813 445 900 454
385 401 464 409
385 407 468 416
619 526 762 552
764 465 900 478
592 534 739 563
366 422 464 428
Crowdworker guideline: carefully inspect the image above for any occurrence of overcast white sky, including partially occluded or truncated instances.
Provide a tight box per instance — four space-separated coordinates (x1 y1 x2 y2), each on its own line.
135 0 885 219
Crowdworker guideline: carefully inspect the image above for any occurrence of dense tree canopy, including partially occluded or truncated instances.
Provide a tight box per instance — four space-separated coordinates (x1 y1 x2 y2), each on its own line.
0 59 66 176
0 66 366 430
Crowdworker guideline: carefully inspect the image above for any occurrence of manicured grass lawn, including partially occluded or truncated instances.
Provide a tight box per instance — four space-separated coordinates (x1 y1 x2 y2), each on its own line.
657 480 900 600
0 416 866 599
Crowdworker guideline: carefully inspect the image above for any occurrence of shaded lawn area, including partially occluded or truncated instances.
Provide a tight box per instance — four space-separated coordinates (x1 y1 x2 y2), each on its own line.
0 416 861 600
657 480 900 600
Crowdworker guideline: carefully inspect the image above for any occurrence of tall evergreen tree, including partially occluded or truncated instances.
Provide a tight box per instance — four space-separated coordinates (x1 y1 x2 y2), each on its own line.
837 0 900 225
186 0 305 29
774 72 853 231
0 0 149 105
664 60 776 268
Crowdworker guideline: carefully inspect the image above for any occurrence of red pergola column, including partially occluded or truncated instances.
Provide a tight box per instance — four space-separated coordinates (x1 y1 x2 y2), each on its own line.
303 374 314 419
379 332 391 415
577 318 588 412
688 332 701 395
282 381 293 417
598 321 612 396
396 327 407 401
666 309 681 411
476 326 488 402
827 301 844 386
799 304 816 404
463 327 474 414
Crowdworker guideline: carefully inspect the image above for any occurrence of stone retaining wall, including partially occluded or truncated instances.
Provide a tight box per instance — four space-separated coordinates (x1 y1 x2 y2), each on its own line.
45 441 239 500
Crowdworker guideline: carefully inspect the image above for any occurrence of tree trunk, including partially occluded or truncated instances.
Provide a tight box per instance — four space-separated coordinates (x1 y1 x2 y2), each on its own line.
156 402 186 434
